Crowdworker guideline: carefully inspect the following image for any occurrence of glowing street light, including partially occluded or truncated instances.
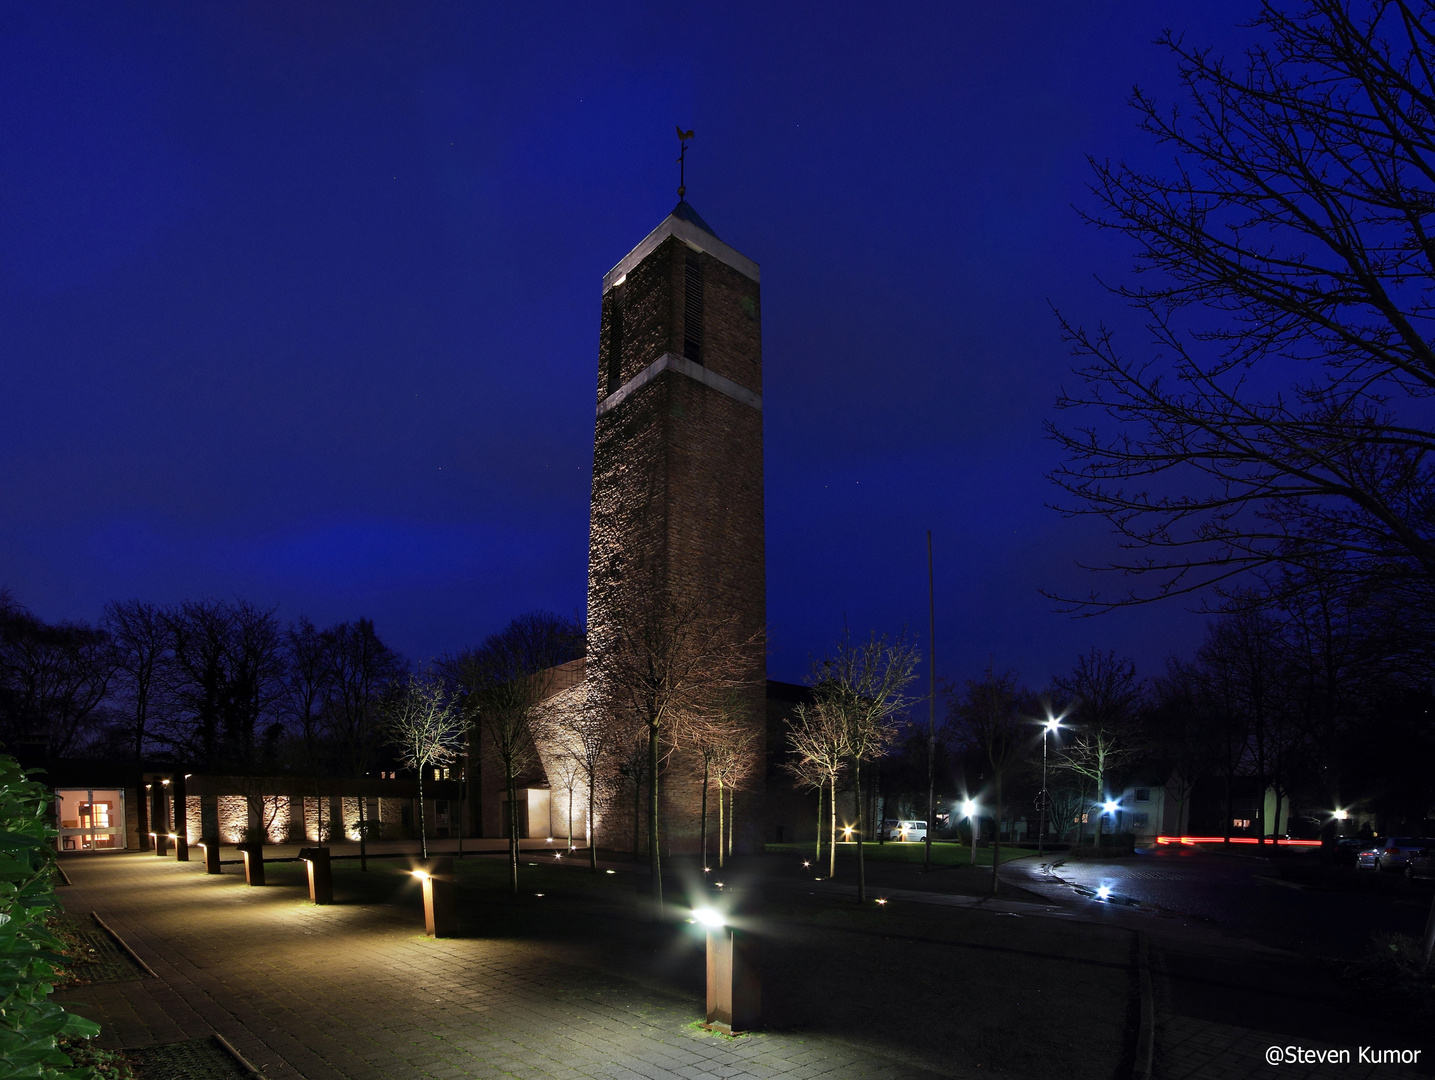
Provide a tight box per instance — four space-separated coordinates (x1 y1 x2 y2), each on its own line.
1038 715 1062 857
1334 809 1349 822
961 799 978 868
692 906 725 928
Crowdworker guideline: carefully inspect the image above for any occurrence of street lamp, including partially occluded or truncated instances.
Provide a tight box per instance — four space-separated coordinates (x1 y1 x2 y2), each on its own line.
961 799 978 868
1038 716 1061 857
1102 798 1120 836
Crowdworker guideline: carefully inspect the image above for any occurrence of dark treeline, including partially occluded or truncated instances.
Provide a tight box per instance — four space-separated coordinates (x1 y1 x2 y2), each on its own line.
860 579 1435 843
0 589 408 774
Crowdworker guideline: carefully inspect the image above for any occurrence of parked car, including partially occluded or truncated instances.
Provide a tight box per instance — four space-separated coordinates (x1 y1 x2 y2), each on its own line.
881 819 928 842
1356 837 1435 872
1405 850 1435 882
1333 837 1366 865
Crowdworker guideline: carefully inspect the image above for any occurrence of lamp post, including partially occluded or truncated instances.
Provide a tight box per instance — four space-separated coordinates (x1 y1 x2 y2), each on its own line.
962 799 977 868
1038 717 1059 857
1102 798 1120 839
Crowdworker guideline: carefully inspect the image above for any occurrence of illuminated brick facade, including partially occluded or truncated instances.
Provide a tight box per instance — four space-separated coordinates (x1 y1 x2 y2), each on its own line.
584 202 767 855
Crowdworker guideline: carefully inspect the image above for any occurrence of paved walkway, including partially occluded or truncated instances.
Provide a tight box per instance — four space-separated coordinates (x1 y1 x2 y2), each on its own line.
998 858 1433 1080
56 852 957 1080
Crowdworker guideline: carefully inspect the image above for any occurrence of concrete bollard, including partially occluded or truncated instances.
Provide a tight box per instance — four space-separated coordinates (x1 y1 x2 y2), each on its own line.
240 843 266 886
199 841 221 874
150 832 169 856
299 847 333 905
412 857 455 938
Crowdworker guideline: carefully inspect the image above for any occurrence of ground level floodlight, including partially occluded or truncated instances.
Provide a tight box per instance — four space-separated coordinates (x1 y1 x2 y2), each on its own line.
150 831 169 857
240 843 266 887
704 915 760 1034
299 847 333 905
413 857 455 938
199 840 221 875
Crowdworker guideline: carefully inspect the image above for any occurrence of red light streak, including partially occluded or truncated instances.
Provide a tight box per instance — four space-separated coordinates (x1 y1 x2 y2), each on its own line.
1154 835 1320 847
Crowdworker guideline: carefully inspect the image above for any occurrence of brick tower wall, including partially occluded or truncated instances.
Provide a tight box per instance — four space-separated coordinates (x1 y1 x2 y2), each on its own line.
586 226 767 856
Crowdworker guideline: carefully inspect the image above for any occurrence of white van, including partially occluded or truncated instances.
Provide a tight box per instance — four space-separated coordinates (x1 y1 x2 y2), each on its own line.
883 819 928 842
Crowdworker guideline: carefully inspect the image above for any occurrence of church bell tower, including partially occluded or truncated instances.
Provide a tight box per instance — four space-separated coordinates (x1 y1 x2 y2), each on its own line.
586 197 766 852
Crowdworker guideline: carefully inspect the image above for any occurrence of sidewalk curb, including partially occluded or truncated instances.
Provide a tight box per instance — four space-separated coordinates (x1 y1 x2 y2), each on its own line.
214 1033 265 1078
92 913 157 979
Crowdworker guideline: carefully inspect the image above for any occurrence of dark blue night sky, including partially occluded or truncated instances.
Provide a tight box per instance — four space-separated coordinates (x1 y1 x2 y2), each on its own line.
1 2 1258 689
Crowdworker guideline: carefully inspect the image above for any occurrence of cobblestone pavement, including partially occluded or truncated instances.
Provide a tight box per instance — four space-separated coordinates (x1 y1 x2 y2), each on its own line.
55 852 959 1080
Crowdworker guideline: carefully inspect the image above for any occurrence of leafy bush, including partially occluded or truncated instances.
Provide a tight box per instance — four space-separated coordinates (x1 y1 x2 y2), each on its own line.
0 753 103 1078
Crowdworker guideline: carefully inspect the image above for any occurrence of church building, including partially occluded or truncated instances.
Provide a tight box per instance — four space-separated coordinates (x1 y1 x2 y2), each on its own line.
513 196 773 856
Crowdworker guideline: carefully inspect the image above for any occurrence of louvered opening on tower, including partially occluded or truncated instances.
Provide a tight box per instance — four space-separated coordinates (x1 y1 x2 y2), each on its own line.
683 254 704 363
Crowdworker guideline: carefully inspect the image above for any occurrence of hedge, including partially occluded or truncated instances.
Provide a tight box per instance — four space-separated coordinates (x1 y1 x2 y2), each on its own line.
0 754 101 1079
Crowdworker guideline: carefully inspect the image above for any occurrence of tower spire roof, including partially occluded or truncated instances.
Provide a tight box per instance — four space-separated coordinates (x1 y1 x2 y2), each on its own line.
669 200 719 240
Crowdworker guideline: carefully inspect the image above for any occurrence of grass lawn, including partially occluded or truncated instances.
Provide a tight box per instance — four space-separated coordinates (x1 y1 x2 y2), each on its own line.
766 839 1032 868
252 851 1133 1080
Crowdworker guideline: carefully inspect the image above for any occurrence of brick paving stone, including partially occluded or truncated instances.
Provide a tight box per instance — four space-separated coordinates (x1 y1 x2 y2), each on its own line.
56 853 960 1079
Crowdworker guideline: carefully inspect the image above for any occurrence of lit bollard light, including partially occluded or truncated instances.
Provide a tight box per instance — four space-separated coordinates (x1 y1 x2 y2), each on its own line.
412 857 455 938
240 842 266 886
694 903 761 1034
198 840 221 875
299 847 333 905
149 831 169 856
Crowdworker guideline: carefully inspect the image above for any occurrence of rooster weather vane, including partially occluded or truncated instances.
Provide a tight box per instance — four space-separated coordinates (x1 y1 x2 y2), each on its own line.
676 126 694 199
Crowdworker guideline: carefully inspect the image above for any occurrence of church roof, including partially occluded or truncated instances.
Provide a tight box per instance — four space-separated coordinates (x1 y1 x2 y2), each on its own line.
670 200 719 240
603 200 758 292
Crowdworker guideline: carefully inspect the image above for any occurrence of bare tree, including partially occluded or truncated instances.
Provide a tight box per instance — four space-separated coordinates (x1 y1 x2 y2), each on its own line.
601 591 761 911
282 616 332 839
163 600 284 770
542 692 624 872
709 718 759 869
450 612 583 895
1055 649 1144 850
323 618 406 869
784 698 848 878
1144 657 1218 837
0 596 113 760
950 664 1035 895
382 672 464 859
102 599 168 762
1047 1 1435 609
810 630 920 902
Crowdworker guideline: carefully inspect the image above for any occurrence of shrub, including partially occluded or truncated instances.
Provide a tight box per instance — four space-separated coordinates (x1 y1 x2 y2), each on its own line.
0 753 103 1078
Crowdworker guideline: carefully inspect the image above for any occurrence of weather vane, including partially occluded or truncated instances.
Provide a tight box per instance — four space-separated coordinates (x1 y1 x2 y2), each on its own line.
676 126 694 199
